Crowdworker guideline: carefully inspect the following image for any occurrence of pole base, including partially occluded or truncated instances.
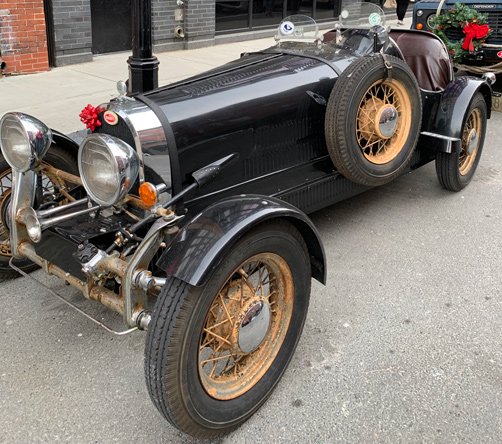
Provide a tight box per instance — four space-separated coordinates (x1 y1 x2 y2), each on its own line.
127 56 160 95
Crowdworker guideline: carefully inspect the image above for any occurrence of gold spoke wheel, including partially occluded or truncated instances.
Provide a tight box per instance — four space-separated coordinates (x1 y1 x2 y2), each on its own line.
356 79 412 165
0 162 73 259
435 93 487 192
145 221 311 436
198 253 294 400
325 55 421 186
459 108 482 176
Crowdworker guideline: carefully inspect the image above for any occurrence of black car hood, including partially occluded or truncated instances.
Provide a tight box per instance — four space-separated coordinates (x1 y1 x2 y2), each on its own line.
153 40 360 94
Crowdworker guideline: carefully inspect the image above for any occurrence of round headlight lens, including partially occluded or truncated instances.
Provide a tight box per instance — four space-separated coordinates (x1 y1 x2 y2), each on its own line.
0 113 52 172
78 134 139 206
426 14 435 29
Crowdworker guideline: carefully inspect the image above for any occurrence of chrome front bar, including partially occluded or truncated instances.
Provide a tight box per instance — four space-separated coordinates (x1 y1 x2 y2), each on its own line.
8 167 183 329
9 170 35 258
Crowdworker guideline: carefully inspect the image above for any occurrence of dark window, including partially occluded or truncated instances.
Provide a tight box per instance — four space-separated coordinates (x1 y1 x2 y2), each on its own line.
216 0 340 33
90 0 132 54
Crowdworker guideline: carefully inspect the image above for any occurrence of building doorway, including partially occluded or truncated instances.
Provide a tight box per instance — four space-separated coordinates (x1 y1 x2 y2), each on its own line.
90 0 132 54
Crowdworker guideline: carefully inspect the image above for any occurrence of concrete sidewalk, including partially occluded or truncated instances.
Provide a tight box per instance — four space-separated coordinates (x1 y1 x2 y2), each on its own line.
0 16 412 134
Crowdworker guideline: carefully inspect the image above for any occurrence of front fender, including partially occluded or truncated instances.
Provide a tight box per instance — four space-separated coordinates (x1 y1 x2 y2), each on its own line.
156 195 326 287
51 129 86 155
432 77 491 141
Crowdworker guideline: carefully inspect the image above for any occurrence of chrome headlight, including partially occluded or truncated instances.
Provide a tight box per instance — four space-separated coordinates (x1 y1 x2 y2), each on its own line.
78 134 139 206
426 14 435 29
0 113 52 172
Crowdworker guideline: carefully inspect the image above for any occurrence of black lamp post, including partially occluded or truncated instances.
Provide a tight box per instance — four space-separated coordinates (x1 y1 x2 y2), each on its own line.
127 0 159 95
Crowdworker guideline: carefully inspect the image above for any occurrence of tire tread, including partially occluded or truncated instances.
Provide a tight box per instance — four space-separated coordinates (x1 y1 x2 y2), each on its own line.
435 93 487 192
144 220 310 437
325 55 422 186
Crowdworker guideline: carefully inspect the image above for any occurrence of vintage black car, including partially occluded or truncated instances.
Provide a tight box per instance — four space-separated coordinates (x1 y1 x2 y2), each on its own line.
0 4 494 438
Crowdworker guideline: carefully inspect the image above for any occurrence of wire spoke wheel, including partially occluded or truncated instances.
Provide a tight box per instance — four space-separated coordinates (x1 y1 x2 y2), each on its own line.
356 79 412 165
435 92 487 192
0 164 70 259
0 168 13 257
325 55 421 186
459 108 482 176
199 253 293 400
145 221 311 437
0 147 78 279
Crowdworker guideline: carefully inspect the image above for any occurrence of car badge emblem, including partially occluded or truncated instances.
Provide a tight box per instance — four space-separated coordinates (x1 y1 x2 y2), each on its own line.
281 21 294 35
103 110 119 126
368 13 381 27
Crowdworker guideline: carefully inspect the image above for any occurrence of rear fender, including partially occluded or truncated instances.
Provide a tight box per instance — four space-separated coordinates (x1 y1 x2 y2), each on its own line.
156 195 326 287
424 77 491 153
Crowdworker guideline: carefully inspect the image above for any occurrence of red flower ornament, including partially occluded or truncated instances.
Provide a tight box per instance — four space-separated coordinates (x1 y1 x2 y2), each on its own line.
462 22 490 52
79 104 102 132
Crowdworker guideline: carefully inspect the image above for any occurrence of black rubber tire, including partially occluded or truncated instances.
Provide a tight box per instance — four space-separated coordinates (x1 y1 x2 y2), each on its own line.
0 146 78 280
325 55 422 187
144 220 311 438
435 92 487 192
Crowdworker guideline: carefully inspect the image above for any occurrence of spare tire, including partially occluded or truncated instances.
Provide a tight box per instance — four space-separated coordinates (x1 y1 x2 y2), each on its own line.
325 55 422 186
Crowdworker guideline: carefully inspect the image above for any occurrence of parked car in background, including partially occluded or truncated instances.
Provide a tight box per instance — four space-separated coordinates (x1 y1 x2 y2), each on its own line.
0 4 494 438
412 0 502 65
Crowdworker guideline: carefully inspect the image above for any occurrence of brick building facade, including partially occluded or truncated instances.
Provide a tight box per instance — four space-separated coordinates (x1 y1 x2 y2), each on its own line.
0 0 338 74
0 0 217 74
53 0 216 66
0 0 49 74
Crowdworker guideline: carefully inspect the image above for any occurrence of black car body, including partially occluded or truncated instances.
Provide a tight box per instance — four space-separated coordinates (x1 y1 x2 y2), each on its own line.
0 6 494 438
412 0 502 65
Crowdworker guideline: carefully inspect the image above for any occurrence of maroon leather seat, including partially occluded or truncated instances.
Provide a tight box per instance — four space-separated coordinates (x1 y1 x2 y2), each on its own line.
389 30 452 92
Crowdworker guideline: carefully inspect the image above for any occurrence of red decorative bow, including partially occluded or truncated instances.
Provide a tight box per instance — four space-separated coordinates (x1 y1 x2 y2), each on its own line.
462 22 490 52
79 104 102 132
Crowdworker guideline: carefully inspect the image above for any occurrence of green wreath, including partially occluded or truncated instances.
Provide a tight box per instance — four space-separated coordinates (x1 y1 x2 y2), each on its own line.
430 3 491 63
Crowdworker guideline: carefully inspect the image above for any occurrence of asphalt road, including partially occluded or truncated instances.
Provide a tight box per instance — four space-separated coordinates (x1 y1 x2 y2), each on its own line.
1 113 502 443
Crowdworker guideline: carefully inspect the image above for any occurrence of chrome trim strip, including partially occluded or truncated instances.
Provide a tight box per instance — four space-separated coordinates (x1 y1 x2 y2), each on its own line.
420 131 460 153
106 99 166 184
37 197 88 218
482 43 502 49
420 131 460 142
38 204 102 230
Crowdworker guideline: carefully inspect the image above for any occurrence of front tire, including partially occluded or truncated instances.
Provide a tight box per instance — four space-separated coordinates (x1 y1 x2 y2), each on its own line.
435 92 487 192
144 220 311 437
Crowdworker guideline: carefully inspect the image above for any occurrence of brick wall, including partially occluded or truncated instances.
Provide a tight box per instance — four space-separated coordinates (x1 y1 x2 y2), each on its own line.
152 0 215 52
0 0 49 74
152 0 179 50
0 1 219 73
185 0 215 48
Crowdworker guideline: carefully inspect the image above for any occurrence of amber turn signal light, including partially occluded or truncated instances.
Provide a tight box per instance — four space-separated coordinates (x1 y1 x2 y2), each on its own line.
416 23 424 30
139 182 158 208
